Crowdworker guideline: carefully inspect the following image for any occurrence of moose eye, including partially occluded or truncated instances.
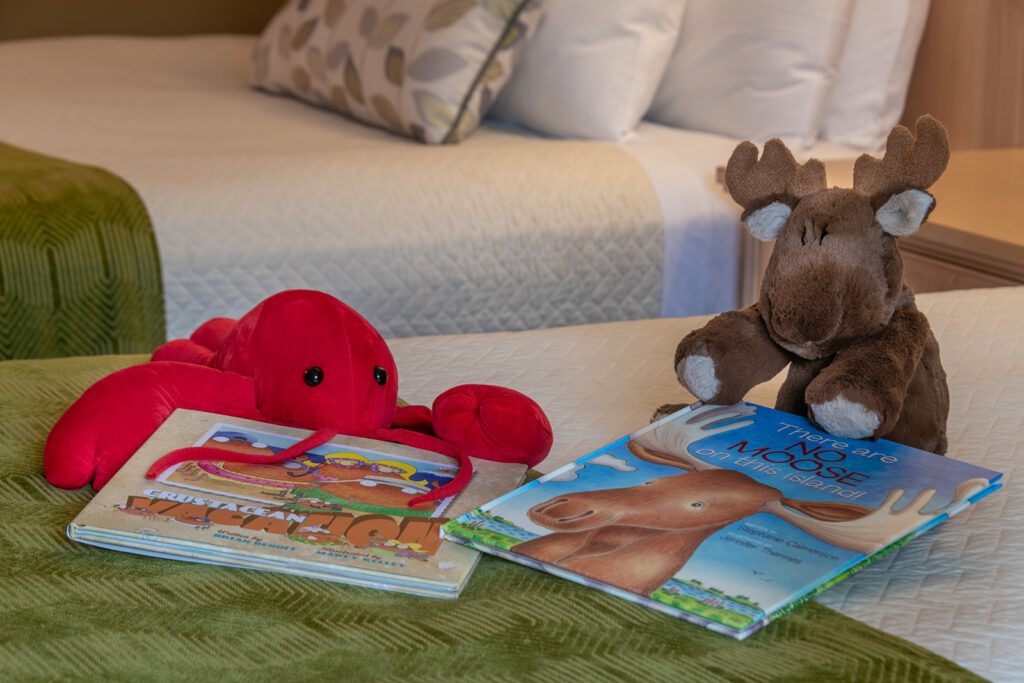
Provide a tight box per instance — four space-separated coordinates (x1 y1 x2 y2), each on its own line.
373 366 388 386
644 479 657 486
689 501 705 509
303 366 324 387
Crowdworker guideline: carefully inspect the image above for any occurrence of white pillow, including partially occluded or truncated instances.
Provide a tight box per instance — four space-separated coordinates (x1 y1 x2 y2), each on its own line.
820 0 930 150
648 0 855 149
490 0 687 141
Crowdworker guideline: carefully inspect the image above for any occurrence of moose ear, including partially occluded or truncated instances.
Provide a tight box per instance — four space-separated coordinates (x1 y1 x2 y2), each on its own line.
875 188 935 237
744 202 791 241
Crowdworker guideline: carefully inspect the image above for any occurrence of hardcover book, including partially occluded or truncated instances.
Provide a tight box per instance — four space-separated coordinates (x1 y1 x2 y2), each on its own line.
68 409 525 598
441 403 1002 638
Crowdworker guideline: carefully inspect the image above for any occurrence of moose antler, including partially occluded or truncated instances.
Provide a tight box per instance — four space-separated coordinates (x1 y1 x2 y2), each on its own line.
853 115 950 205
725 139 827 214
628 404 757 471
762 477 990 554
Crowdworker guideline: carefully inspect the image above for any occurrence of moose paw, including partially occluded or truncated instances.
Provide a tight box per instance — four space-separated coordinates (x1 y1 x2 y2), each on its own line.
681 354 720 402
809 395 881 439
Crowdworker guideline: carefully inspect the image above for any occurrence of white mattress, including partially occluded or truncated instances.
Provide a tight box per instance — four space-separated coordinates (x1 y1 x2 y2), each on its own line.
387 286 1023 682
0 35 860 339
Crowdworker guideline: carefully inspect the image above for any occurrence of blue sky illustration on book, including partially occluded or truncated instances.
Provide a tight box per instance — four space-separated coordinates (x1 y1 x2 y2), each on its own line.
481 404 999 610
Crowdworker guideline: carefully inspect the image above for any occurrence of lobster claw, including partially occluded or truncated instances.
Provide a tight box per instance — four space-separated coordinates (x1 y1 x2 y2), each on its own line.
44 362 259 491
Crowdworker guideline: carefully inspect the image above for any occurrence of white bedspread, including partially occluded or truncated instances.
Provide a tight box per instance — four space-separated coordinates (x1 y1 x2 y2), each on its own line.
0 35 858 339
388 286 1023 682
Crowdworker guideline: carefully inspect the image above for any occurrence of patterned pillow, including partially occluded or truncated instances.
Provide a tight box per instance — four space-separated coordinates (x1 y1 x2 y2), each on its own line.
252 0 545 144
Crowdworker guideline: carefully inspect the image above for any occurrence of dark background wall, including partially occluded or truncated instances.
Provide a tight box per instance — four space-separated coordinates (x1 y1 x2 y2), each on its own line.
0 0 285 40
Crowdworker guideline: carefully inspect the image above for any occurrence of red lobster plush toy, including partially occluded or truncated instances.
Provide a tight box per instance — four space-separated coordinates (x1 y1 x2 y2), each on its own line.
44 290 553 505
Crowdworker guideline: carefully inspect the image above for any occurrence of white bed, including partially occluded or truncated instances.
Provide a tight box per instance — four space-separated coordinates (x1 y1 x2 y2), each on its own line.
0 35 862 339
387 286 1023 682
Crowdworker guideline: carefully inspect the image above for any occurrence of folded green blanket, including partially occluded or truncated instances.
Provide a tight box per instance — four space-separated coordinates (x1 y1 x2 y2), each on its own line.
0 143 164 360
0 355 984 682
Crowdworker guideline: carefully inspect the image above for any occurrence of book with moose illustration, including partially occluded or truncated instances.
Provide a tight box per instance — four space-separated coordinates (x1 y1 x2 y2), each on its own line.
67 410 525 598
441 402 1003 638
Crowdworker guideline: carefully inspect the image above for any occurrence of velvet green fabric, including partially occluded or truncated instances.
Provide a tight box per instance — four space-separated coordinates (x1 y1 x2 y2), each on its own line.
0 355 983 682
0 143 164 360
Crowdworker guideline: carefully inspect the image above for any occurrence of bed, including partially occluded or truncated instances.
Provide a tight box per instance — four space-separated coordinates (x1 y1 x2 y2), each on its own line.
0 286 1017 680
0 35 862 340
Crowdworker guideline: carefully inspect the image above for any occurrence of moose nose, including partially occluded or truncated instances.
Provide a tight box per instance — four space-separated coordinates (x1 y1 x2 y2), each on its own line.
532 498 569 515
800 218 829 246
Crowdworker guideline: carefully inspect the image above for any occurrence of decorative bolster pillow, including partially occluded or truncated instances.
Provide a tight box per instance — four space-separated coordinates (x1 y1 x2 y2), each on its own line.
252 0 546 144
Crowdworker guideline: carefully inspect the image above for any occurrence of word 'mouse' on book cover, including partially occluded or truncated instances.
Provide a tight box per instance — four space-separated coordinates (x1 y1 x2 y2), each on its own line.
68 410 524 598
442 403 1002 638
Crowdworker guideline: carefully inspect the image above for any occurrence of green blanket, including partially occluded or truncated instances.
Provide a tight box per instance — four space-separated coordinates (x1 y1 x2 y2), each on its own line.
0 143 165 360
0 355 983 682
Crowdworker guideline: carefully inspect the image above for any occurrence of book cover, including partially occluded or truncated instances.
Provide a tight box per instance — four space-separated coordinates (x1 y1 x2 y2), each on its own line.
442 403 1002 637
68 409 525 598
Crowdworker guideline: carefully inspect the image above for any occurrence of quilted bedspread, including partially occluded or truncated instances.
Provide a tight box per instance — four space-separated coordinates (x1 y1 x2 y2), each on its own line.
0 142 165 359
0 369 979 680
0 36 665 341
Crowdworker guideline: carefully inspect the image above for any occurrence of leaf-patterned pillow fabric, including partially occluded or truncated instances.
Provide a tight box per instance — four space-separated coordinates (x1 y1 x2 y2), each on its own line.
252 0 545 144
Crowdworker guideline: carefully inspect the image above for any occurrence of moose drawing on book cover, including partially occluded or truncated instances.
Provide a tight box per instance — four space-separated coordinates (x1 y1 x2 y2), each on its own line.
504 404 988 598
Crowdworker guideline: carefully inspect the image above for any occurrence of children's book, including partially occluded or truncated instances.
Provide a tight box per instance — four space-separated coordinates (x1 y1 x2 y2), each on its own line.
68 409 525 598
441 402 1003 638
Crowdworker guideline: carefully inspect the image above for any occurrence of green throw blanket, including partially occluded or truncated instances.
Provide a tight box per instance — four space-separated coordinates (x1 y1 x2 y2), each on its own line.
0 143 164 360
0 355 984 682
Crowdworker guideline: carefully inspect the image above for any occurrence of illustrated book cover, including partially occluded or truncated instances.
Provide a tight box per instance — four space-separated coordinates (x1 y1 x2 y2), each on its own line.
68 409 526 598
441 403 1003 637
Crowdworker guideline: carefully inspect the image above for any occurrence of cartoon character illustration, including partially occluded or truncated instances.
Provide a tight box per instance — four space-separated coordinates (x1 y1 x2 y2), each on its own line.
298 497 339 511
209 433 270 450
114 503 155 518
514 404 987 597
171 515 212 530
164 435 455 513
291 524 343 545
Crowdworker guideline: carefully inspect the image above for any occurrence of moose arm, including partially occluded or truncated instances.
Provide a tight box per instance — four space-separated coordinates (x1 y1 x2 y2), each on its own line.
806 303 930 440
675 305 793 404
775 357 832 415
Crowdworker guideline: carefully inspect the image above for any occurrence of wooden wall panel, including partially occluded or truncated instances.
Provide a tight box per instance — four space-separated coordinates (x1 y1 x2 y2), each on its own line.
0 0 286 40
901 0 1024 149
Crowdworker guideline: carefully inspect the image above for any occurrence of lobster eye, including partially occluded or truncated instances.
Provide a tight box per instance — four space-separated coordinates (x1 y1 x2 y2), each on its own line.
303 366 324 387
373 366 388 386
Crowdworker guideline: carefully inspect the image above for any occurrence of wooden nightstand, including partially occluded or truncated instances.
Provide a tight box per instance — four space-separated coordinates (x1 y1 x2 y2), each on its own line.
739 148 1024 304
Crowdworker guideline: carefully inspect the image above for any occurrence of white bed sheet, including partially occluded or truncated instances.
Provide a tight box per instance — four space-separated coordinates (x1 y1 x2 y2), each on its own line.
0 35 861 340
388 286 1023 682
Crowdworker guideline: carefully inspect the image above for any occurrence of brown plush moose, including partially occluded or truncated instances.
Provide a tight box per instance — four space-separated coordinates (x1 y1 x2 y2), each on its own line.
670 116 951 454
